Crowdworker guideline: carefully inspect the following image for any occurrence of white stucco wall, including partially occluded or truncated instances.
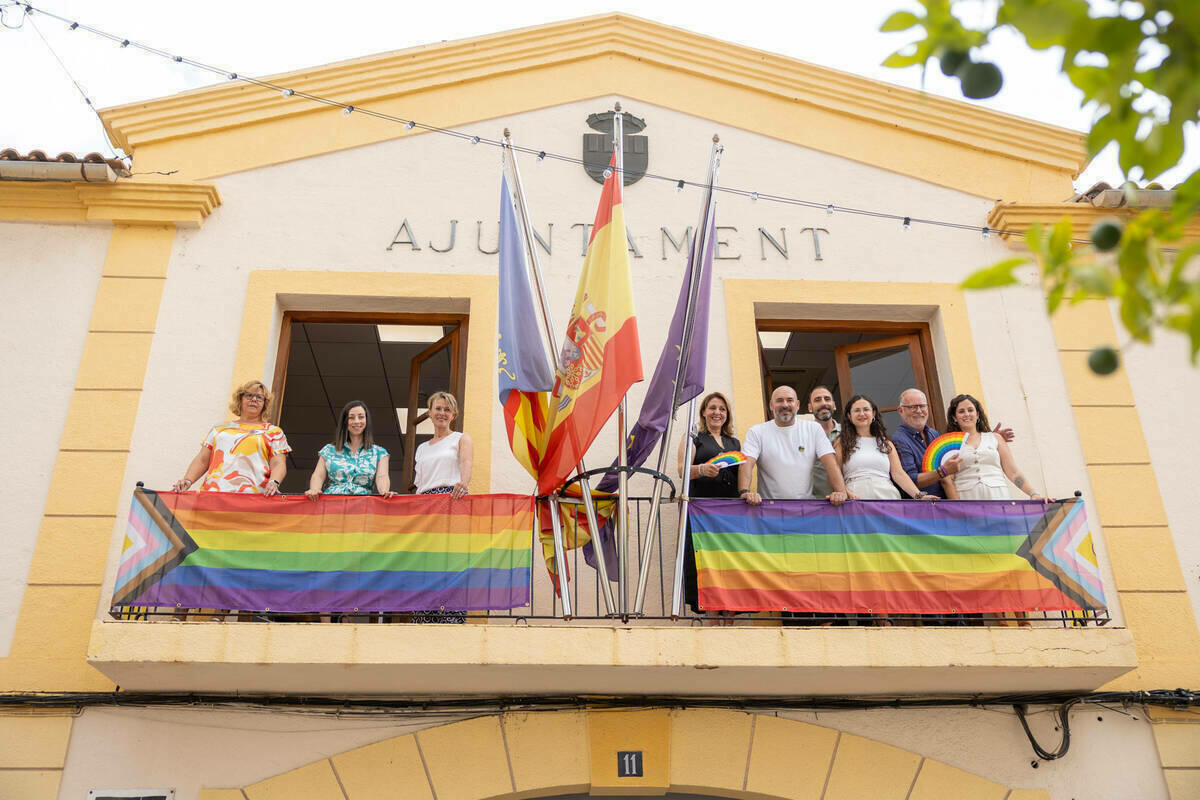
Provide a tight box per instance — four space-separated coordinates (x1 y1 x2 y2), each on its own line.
0 220 109 654
56 705 1166 800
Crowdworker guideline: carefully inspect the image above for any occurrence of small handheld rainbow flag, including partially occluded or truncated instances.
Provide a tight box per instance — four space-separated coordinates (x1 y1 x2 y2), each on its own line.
921 432 965 472
705 451 747 470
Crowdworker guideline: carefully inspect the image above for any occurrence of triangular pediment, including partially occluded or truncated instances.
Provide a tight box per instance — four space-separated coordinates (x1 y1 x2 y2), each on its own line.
100 13 1084 201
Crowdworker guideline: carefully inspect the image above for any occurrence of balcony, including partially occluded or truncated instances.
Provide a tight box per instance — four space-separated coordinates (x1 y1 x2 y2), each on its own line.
87 488 1137 696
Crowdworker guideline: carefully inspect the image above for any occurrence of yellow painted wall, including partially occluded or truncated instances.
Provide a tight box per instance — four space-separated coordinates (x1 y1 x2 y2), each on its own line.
198 709 1045 799
0 222 179 787
100 16 1082 202
724 279 981 446
1050 302 1200 692
231 270 497 491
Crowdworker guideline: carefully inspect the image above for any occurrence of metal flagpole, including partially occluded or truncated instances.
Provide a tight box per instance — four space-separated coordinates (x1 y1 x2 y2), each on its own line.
612 103 631 617
504 130 615 616
633 136 723 616
670 139 723 619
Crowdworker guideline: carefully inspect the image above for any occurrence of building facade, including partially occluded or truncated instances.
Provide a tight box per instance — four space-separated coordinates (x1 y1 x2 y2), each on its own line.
1 15 1198 799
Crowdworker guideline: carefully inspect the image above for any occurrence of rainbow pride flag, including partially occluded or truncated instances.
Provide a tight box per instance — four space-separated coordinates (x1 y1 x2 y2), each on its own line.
690 498 1106 614
112 489 535 614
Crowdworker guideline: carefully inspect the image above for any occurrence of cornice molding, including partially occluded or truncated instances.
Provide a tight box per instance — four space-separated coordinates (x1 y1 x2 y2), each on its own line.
989 202 1200 247
0 181 221 226
100 14 1085 176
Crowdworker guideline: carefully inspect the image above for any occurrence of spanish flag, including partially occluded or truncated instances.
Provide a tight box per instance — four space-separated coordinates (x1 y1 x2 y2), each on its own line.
537 154 643 495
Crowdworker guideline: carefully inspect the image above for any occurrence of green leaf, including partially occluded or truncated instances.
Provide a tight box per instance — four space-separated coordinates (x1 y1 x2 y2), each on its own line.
883 49 928 68
1070 265 1116 296
881 11 921 32
1048 218 1074 264
961 257 1027 290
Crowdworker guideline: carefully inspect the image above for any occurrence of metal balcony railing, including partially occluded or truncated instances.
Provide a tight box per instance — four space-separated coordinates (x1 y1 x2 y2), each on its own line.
112 492 1110 628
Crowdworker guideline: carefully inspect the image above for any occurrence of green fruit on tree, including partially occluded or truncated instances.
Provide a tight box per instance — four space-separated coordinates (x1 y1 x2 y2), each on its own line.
940 50 969 77
1090 220 1123 252
959 61 1004 99
1088 346 1119 376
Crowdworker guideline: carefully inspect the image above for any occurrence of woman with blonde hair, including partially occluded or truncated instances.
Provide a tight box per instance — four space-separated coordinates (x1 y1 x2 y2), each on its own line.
413 391 473 499
170 380 291 621
173 380 291 495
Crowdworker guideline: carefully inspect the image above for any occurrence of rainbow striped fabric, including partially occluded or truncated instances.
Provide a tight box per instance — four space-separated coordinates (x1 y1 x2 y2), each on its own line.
690 498 1106 614
112 489 534 614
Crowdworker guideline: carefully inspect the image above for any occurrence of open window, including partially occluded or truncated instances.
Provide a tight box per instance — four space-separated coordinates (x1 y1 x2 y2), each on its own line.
271 312 468 493
757 321 944 431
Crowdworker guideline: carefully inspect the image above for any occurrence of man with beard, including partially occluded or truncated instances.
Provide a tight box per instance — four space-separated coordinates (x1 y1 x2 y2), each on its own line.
807 385 841 498
739 385 851 505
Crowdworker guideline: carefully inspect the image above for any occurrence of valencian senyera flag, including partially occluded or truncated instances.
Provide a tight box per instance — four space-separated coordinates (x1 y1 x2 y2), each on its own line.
111 488 534 614
689 498 1106 614
497 173 554 480
600 205 716 492
537 152 643 496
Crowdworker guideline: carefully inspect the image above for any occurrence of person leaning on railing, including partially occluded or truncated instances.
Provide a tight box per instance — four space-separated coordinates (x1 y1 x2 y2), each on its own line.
411 390 473 624
305 400 396 499
676 391 741 626
939 393 1045 502
837 394 934 501
941 393 1046 627
172 380 291 496
170 379 292 621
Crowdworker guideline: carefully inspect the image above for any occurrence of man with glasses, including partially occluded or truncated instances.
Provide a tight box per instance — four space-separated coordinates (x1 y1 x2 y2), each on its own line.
892 388 1012 499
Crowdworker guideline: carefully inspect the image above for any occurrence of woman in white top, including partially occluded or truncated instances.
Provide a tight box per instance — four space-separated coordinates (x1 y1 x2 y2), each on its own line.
411 391 473 624
414 391 474 498
836 395 932 500
941 394 1043 501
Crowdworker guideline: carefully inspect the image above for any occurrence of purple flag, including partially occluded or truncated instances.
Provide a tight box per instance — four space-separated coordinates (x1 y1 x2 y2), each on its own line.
598 214 716 492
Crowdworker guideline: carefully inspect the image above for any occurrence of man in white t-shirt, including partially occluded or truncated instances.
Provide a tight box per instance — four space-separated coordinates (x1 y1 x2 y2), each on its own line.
738 385 853 506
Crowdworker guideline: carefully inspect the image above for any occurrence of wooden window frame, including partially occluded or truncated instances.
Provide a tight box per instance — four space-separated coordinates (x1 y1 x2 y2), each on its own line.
756 319 946 430
270 310 470 489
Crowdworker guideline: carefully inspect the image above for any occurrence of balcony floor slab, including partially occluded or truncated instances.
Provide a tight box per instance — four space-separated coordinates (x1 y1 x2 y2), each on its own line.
88 620 1137 696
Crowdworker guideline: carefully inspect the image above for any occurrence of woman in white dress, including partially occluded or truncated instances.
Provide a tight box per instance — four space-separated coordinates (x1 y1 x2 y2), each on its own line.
941 394 1044 501
836 395 932 500
411 391 473 624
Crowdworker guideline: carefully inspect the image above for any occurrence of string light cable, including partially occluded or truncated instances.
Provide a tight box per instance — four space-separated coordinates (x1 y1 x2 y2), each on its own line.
9 1 1172 250
22 10 129 163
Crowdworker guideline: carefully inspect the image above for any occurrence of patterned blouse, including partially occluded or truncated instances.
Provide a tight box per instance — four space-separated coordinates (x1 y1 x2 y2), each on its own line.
198 421 291 493
319 443 389 495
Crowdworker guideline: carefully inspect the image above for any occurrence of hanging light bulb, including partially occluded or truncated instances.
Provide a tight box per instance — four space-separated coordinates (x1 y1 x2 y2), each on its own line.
227 72 238 80
68 21 78 30
826 204 835 215
471 136 480 145
676 179 685 192
902 217 911 231
603 167 613 179
981 226 991 240
120 39 130 47
537 151 546 162
750 192 759 202
343 105 354 116
281 88 294 97
405 120 416 130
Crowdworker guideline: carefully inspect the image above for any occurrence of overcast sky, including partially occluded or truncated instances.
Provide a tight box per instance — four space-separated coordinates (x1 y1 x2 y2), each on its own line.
2 0 1195 192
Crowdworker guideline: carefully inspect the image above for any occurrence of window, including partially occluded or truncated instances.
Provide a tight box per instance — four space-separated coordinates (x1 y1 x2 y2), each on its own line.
757 320 945 431
271 311 468 493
